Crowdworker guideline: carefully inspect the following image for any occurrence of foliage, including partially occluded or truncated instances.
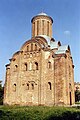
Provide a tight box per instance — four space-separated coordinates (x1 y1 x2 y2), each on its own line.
75 89 80 102
0 81 4 105
75 102 80 104
0 106 80 120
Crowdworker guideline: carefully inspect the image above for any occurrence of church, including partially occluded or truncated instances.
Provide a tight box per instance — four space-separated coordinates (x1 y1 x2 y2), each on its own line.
4 12 75 106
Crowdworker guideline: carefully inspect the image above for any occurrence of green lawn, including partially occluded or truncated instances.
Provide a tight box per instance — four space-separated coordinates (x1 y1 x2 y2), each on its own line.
75 102 80 104
0 105 80 120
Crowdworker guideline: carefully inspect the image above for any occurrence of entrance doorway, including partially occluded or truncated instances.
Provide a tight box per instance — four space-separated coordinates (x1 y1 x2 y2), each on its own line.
70 92 72 105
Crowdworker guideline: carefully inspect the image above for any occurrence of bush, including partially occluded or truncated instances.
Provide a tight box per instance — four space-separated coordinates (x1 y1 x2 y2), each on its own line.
0 106 80 120
0 81 4 105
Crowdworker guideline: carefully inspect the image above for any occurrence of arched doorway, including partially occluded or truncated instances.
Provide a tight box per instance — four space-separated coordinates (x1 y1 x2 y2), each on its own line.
70 92 72 105
69 83 72 105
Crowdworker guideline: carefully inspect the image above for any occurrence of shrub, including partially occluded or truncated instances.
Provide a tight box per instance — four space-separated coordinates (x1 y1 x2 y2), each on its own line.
0 106 80 120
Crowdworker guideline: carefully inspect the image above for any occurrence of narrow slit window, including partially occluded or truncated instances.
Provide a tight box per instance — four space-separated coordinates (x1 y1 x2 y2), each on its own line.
31 43 33 51
42 20 44 34
47 21 49 36
35 62 38 70
37 21 39 35
33 22 35 36
35 44 37 51
27 45 29 51
14 65 18 71
48 82 51 90
13 83 16 92
25 63 27 71
26 83 29 90
32 83 34 90
48 62 51 69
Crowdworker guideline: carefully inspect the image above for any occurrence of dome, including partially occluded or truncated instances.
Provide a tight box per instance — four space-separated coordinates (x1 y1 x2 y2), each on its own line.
31 12 53 38
38 12 48 16
31 12 53 23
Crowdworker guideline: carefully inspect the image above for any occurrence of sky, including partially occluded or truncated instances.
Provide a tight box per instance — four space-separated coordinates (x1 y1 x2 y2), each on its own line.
0 0 80 85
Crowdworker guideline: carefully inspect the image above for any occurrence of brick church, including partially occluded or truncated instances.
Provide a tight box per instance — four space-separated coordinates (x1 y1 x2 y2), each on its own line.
4 12 75 106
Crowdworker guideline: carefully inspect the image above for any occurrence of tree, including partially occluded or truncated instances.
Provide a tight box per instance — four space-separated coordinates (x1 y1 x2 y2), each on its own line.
75 89 80 102
0 81 4 105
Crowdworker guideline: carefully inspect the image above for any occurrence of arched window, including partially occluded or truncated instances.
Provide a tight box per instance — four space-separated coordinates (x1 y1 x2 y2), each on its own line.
27 45 29 51
35 62 38 70
26 83 29 90
48 82 51 90
31 83 34 90
13 83 16 92
69 83 72 89
33 22 35 36
37 20 39 35
31 43 33 51
48 62 51 69
42 20 44 34
14 65 18 71
35 44 37 51
47 21 49 36
25 63 27 71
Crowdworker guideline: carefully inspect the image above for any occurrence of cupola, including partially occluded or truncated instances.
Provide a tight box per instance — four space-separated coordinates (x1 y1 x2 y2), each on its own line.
31 12 53 38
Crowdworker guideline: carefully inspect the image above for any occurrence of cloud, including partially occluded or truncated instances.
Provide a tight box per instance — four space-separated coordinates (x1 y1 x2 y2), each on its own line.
64 30 71 35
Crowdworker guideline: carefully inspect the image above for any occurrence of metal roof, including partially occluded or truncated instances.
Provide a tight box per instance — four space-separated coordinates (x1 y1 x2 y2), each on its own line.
31 12 53 23
58 45 69 51
55 50 66 54
38 35 51 45
37 35 61 49
38 12 48 16
55 45 70 55
50 41 59 49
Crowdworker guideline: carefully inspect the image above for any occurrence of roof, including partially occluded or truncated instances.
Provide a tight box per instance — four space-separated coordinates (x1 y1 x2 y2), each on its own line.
38 12 48 16
31 12 53 23
50 41 61 49
55 50 66 54
35 35 61 49
58 45 70 51
55 45 70 55
38 35 51 45
20 38 46 50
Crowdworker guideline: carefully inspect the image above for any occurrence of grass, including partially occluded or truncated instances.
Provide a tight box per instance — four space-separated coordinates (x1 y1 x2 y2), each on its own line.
75 102 80 104
0 105 80 120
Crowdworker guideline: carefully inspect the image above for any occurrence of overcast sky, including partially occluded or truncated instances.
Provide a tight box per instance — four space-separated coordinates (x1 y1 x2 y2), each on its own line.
0 0 80 85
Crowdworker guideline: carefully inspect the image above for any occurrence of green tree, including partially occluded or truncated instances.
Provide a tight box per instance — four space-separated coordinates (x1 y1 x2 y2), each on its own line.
75 89 80 102
0 81 4 105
